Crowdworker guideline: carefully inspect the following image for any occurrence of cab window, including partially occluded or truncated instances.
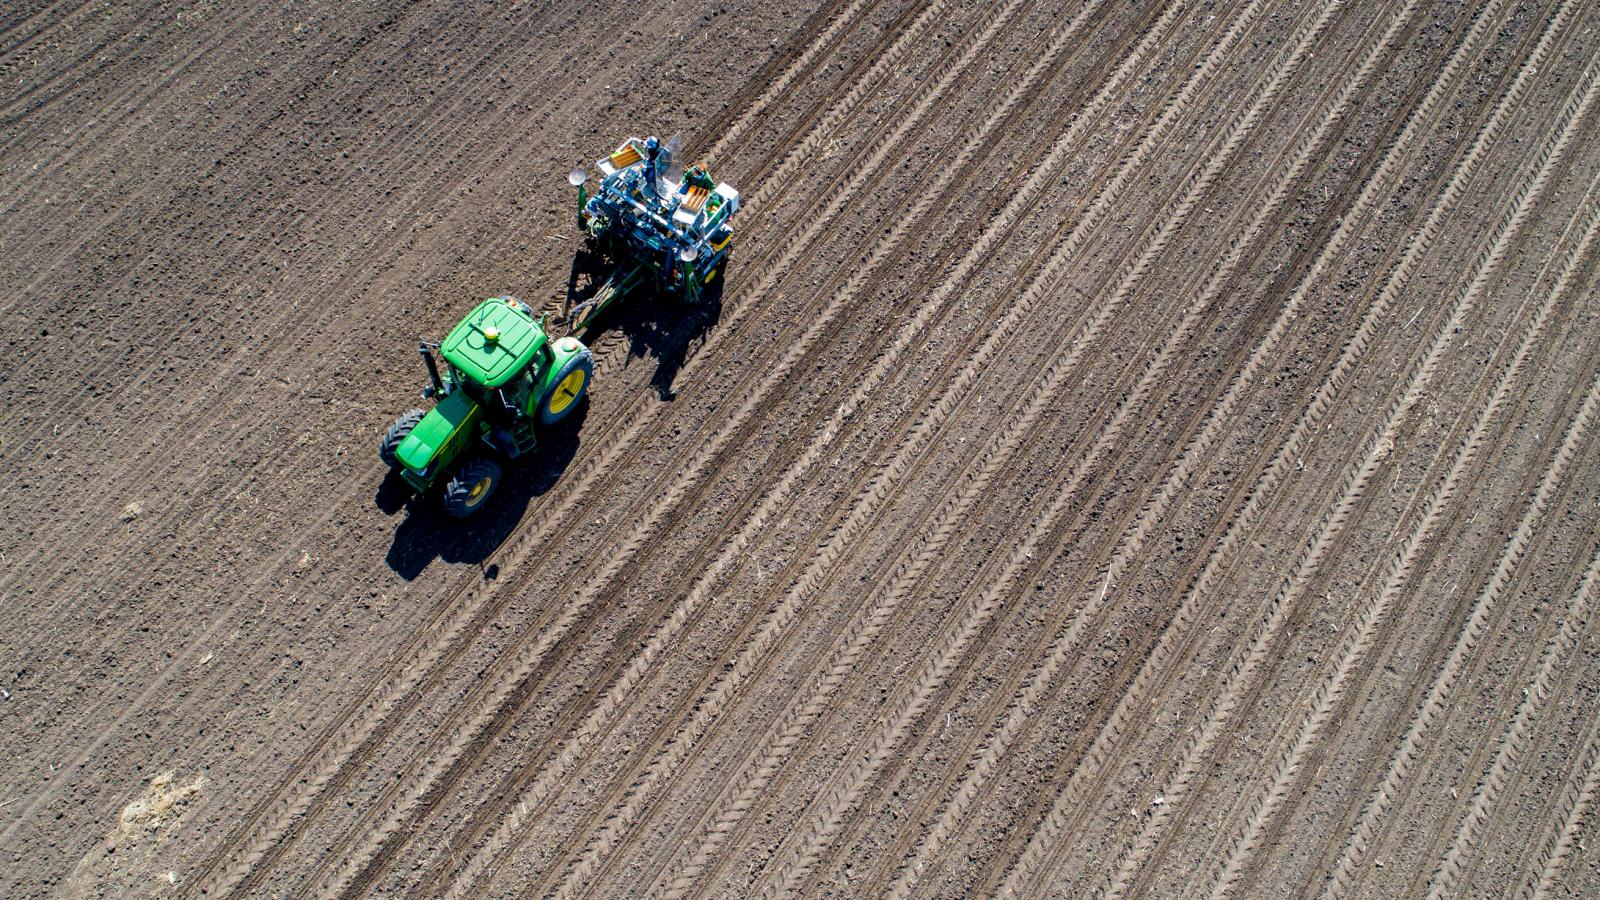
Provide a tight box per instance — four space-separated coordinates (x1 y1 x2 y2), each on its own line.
502 368 536 415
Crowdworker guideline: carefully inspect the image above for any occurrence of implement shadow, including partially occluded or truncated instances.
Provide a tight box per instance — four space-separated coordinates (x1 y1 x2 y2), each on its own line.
379 399 587 580
565 236 727 400
580 275 723 401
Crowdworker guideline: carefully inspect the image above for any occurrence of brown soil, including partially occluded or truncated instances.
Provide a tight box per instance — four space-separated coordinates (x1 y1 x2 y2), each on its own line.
3 0 1598 897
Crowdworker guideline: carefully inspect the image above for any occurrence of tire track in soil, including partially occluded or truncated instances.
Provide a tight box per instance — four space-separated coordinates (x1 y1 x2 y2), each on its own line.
721 1 1328 894
308 1 1116 893
369 0 1088 877
167 0 921 883
873 2 1425 892
1095 18 1592 895
565 1 1274 889
714 1 1372 893
0 0 889 656
1526 704 1600 900
1320 172 1600 899
37 0 876 736
564 0 954 375
1201 87 1600 894
556 0 1292 883
0 4 166 128
0 0 95 54
572 0 937 369
1477 521 1600 900
539 0 934 375
294 0 1030 883
417 3 1155 894
6 0 902 877
1281 177 1600 899
0 0 876 659
700 0 942 213
3 0 889 630
374 3 1102 892
9 1 1587 890
1425 489 1600 898
1459 560 1600 897
691 0 883 173
0 0 675 846
993 0 1545 889
193 1 1049 894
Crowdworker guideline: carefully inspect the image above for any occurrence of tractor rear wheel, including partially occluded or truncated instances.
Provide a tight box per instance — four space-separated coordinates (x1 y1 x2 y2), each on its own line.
538 348 594 425
379 409 425 469
442 458 501 518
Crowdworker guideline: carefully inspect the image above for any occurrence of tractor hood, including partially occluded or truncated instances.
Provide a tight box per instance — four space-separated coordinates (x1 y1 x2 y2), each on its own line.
395 389 480 473
440 297 547 388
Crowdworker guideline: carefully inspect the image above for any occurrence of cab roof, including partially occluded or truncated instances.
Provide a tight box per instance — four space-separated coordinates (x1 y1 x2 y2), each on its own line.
440 298 547 388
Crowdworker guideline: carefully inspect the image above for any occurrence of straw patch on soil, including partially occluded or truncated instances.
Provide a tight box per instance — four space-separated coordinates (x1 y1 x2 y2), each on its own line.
118 772 204 839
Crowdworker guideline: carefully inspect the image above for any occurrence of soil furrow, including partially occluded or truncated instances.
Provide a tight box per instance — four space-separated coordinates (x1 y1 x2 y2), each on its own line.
1527 707 1600 899
406 3 1162 894
986 0 1549 888
734 0 1338 893
1423 509 1600 897
497 2 1212 894
0 0 681 849
1203 132 1600 898
869 3 1428 891
1098 21 1594 894
10 0 1595 895
262 1 1072 893
1320 174 1600 898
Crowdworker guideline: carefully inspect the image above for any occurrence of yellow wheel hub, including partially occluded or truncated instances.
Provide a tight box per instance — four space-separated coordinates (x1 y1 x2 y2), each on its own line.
549 369 586 414
467 477 492 504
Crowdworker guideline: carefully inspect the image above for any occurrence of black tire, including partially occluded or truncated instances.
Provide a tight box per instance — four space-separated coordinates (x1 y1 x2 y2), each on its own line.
538 347 594 426
379 409 425 469
442 458 501 518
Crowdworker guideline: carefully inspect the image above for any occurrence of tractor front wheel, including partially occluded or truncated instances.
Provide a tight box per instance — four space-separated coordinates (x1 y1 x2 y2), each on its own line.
379 409 425 469
442 458 501 518
538 348 594 425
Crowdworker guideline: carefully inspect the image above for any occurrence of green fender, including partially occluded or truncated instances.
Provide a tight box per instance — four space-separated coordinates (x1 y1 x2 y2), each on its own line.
533 335 593 415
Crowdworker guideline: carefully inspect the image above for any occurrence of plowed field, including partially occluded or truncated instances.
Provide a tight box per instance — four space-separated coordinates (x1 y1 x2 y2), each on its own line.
4 0 1599 896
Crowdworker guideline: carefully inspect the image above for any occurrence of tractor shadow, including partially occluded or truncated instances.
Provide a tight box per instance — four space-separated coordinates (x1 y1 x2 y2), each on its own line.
568 250 724 402
378 399 588 581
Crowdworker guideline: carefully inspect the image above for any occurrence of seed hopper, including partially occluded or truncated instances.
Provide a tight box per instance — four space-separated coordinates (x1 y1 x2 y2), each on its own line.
563 135 739 332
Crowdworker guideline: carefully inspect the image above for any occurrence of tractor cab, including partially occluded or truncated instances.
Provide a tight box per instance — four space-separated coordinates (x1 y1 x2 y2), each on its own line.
439 297 550 395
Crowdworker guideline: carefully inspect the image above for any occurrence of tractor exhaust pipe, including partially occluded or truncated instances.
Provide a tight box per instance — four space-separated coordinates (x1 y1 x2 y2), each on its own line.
420 340 445 398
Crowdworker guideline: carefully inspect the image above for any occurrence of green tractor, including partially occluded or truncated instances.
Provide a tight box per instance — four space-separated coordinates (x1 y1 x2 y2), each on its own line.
379 296 593 517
